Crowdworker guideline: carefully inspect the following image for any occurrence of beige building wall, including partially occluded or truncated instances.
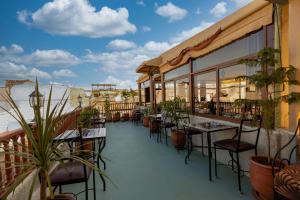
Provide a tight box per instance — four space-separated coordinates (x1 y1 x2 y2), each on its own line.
287 0 300 131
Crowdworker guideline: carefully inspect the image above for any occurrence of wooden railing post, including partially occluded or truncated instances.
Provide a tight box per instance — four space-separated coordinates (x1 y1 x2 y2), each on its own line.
3 140 12 183
12 137 20 176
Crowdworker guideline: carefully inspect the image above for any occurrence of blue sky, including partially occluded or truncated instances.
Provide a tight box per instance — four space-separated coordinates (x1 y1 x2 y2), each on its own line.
0 0 252 89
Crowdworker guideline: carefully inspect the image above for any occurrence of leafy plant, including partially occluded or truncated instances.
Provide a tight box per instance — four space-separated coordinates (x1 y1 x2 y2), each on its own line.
121 90 130 102
78 108 99 128
236 47 300 163
161 97 188 124
104 98 110 113
129 89 137 102
0 81 103 200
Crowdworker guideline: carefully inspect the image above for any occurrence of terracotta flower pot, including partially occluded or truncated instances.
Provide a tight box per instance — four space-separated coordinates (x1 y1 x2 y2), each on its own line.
143 116 149 127
113 113 120 122
123 113 129 121
171 129 186 149
250 156 280 200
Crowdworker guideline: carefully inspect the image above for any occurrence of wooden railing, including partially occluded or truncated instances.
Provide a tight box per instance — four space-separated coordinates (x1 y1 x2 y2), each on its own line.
0 108 81 198
98 102 138 116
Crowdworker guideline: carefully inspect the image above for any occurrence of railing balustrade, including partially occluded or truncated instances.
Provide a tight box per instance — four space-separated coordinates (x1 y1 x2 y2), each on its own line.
0 108 81 198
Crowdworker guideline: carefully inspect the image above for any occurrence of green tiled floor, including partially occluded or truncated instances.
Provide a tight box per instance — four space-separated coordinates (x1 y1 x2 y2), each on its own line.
63 122 254 200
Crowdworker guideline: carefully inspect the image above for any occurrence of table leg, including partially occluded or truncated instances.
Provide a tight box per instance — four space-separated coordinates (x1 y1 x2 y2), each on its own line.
98 138 106 170
97 138 106 191
207 132 212 181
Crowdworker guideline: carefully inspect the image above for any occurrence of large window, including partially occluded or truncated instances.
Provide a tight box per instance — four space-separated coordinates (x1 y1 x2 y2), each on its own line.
165 81 175 101
194 71 217 114
164 64 189 81
219 64 261 116
176 78 189 102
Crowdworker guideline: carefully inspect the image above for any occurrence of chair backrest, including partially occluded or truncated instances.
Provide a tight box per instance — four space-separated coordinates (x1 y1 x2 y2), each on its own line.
235 116 263 150
272 119 300 176
176 110 190 130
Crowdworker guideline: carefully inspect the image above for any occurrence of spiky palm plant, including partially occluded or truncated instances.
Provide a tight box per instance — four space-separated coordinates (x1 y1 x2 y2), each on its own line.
237 47 300 164
0 81 103 200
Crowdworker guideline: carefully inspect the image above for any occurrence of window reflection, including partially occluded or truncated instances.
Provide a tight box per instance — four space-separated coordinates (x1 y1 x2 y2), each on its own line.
194 71 217 114
165 81 175 101
175 78 189 103
219 64 261 117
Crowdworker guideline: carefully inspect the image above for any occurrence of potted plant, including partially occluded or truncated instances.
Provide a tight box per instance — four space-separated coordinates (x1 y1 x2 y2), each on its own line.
237 47 300 199
142 107 151 127
78 108 99 151
161 97 187 149
113 111 121 122
104 98 112 122
0 81 101 200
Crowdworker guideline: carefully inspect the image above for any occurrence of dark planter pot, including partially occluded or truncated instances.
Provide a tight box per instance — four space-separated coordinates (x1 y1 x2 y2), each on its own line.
250 156 281 200
105 113 112 122
123 113 129 121
143 116 150 127
171 129 186 149
113 113 120 122
149 120 159 133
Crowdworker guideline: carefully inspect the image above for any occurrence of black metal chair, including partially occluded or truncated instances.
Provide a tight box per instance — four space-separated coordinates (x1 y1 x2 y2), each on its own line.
273 119 300 200
213 116 262 193
182 116 204 164
50 127 96 200
159 112 175 145
131 110 142 125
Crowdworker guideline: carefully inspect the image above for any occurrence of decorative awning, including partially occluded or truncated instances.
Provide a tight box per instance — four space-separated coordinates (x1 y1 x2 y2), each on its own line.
136 56 162 73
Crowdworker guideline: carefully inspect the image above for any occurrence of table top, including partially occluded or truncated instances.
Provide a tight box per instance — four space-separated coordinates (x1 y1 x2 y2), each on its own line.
54 128 106 141
183 121 238 132
149 114 162 118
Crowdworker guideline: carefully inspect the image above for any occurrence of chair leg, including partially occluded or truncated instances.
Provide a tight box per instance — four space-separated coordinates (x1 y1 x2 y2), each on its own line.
93 169 96 200
59 185 62 194
165 128 168 146
185 135 190 164
85 180 89 200
201 134 204 156
214 146 218 178
236 153 242 194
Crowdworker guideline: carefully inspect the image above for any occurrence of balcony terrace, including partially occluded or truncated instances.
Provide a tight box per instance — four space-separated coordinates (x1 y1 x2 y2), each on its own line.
61 121 254 200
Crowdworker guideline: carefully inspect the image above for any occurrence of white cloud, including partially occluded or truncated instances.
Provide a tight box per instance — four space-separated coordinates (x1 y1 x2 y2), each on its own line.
29 68 52 79
142 26 152 32
0 61 51 80
144 41 171 52
230 0 253 7
137 1 145 7
104 75 136 89
17 0 136 38
210 2 227 17
0 44 24 55
107 40 137 50
170 21 214 44
53 69 76 78
84 41 171 74
23 49 80 67
155 2 187 22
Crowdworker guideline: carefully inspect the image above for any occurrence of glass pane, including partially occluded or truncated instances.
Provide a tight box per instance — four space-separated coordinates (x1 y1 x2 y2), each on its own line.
142 80 150 88
155 83 162 104
219 64 261 117
194 71 217 114
192 30 264 72
175 78 189 103
165 81 175 101
164 64 189 81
